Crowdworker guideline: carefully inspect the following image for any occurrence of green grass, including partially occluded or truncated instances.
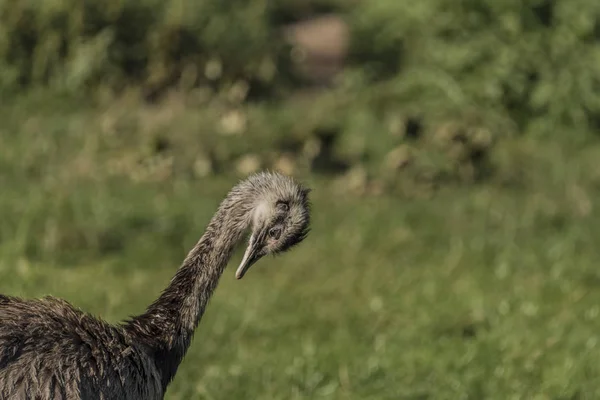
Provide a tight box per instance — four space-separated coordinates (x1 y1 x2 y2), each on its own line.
2 98 600 399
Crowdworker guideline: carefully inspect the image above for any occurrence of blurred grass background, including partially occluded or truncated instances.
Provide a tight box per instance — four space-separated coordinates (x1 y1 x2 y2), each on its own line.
2 0 600 398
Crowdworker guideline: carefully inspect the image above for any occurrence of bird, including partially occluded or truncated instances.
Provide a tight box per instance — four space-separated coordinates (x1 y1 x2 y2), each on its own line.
0 171 311 399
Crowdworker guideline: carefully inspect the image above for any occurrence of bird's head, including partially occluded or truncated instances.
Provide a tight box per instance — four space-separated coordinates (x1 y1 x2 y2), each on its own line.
235 172 311 279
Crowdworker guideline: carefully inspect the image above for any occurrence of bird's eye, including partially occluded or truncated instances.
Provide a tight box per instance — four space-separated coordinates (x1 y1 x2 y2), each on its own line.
268 227 282 240
276 201 289 212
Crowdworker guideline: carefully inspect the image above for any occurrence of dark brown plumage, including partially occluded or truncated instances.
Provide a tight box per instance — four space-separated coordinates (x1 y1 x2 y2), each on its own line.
0 171 311 399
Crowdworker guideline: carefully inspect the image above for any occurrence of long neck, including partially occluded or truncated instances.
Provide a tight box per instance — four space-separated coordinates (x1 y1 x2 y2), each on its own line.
124 194 251 390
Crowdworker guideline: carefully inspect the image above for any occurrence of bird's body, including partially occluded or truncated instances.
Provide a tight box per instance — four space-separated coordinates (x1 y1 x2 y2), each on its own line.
0 172 311 399
0 295 162 399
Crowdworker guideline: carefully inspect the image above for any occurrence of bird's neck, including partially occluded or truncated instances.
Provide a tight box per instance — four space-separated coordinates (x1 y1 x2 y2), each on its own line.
124 195 251 391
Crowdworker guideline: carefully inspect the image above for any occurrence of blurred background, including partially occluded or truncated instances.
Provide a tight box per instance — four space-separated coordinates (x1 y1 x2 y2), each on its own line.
1 0 600 398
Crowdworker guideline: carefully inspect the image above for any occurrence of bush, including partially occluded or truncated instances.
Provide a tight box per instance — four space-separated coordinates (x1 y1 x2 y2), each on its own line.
1 0 599 194
0 0 332 97
2 0 598 135
346 0 600 134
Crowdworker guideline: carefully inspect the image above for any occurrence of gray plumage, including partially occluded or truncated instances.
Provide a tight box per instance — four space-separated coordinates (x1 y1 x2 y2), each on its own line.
0 171 311 399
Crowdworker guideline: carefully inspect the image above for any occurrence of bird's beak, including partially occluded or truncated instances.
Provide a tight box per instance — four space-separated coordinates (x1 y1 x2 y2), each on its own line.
235 233 263 280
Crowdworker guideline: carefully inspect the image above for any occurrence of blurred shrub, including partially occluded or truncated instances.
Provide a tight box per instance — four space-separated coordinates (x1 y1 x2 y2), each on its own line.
346 0 600 134
1 0 599 197
1 0 598 134
0 0 329 98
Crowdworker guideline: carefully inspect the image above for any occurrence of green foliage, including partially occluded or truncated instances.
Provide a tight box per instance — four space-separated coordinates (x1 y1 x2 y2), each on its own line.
0 0 598 182
0 0 296 96
1 0 598 134
347 0 600 133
